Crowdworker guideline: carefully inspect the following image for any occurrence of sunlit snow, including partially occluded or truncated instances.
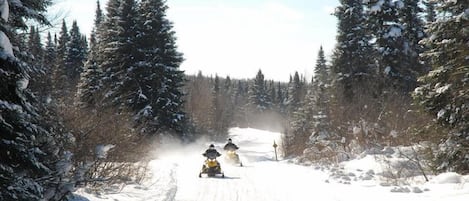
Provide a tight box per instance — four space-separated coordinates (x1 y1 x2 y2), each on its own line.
74 127 469 201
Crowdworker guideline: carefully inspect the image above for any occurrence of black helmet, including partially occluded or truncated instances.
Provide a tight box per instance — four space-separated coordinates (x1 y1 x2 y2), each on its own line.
228 138 232 142
209 144 215 149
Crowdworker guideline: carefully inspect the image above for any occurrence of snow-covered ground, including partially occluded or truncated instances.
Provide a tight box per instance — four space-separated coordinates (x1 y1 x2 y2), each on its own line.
74 127 469 201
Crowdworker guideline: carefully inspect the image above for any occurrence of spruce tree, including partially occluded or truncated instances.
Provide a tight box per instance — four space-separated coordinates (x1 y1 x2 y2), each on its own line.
0 1 72 199
248 70 271 113
308 47 340 156
286 71 303 115
77 1 104 107
413 0 469 174
27 26 48 99
53 20 70 102
332 0 374 102
423 0 436 23
64 21 87 88
131 0 186 135
364 0 421 92
400 0 427 83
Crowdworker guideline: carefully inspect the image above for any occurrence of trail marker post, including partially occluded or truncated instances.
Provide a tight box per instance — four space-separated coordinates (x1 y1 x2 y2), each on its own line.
273 141 278 161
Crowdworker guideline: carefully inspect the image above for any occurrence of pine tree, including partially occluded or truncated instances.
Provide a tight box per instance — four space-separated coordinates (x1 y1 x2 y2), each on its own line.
45 32 56 69
423 0 436 23
222 76 234 131
53 20 70 102
44 32 56 91
314 46 329 87
248 70 271 113
276 82 286 114
131 0 187 135
0 1 72 199
286 71 303 115
77 1 104 107
233 80 248 126
332 0 375 102
307 47 340 157
97 0 127 104
413 0 469 174
400 0 427 81
210 75 226 137
364 0 420 92
64 21 87 88
27 26 48 99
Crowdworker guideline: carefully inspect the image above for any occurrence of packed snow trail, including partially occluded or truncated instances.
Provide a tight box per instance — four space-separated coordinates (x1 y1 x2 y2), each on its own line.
76 127 469 201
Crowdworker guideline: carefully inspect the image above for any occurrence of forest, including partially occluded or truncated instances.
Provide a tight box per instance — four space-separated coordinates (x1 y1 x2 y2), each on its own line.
0 0 467 200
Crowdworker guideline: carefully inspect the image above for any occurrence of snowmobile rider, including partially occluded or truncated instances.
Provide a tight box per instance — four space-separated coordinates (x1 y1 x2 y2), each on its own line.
203 144 221 159
223 138 239 151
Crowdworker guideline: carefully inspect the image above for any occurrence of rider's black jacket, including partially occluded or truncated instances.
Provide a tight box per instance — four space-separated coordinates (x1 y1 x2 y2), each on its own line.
223 142 239 151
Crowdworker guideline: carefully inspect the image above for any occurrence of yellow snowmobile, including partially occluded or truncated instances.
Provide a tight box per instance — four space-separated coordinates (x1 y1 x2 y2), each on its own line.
199 158 224 178
199 145 224 178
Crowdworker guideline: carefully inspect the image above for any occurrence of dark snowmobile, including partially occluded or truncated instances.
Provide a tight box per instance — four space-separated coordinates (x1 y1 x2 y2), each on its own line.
223 140 243 167
224 150 243 167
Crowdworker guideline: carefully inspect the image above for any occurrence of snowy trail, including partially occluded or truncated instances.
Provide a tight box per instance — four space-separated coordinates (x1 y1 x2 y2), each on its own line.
76 127 469 201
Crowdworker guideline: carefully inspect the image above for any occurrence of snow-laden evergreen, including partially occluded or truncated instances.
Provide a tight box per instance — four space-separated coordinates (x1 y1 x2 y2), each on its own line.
86 0 187 135
0 1 72 200
307 47 340 158
364 0 424 92
132 0 187 134
64 21 87 86
248 70 271 113
332 0 375 101
413 0 469 174
77 0 104 107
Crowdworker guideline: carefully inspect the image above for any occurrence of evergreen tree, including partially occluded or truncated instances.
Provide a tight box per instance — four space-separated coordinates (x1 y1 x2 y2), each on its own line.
413 0 469 174
27 26 48 99
0 1 72 199
64 21 87 88
248 70 271 112
314 46 329 87
222 76 234 131
53 20 70 102
233 80 248 126
286 71 303 115
307 47 340 156
45 32 56 69
7 0 51 30
131 0 186 134
423 0 436 23
210 75 226 136
269 81 277 109
77 1 104 107
97 0 125 102
364 0 420 92
276 82 286 113
400 0 427 80
27 26 43 63
332 0 374 102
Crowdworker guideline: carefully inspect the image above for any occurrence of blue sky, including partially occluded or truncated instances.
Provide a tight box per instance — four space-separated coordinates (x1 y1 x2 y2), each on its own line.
50 0 339 82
